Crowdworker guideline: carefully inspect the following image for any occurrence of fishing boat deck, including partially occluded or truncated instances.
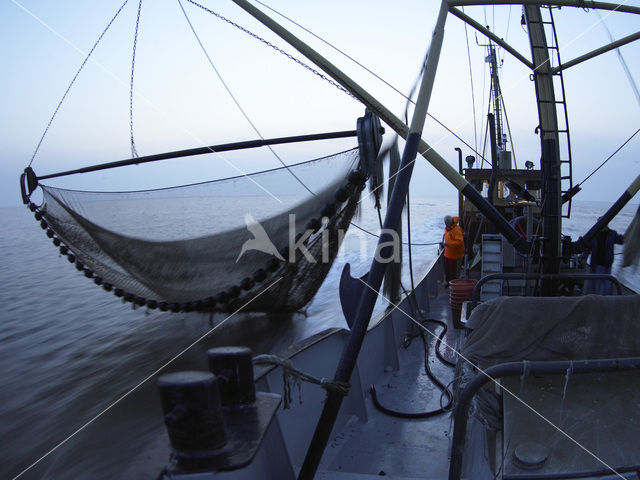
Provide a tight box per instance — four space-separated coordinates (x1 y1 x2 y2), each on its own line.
501 372 640 479
315 288 461 479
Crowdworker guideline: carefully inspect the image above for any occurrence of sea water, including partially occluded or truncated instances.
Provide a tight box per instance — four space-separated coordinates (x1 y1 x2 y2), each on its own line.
1 198 638 479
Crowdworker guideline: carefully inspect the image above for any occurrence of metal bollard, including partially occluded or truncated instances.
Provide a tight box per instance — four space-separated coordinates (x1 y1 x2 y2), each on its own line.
157 371 227 465
207 346 256 407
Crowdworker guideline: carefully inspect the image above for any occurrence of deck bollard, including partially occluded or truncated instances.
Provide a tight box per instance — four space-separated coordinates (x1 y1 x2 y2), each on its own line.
157 371 227 467
207 346 256 407
156 348 288 477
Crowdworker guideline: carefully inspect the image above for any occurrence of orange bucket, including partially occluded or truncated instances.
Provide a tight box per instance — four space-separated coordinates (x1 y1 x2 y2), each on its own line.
449 278 477 328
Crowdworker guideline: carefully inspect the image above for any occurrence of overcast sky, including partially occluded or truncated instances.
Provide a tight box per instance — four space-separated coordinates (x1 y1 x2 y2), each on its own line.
2 0 639 209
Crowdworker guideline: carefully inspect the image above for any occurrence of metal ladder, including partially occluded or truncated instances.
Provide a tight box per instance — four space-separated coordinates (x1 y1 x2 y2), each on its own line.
528 6 574 218
480 234 503 301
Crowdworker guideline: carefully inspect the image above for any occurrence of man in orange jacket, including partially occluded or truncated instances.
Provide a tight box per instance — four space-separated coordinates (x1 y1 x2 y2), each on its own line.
442 215 464 287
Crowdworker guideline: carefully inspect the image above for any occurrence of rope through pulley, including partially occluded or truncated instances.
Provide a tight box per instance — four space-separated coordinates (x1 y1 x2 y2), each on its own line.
357 109 384 208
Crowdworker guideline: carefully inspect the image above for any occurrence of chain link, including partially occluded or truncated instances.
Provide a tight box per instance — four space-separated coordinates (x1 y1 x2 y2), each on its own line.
29 0 131 167
129 0 143 159
185 0 357 101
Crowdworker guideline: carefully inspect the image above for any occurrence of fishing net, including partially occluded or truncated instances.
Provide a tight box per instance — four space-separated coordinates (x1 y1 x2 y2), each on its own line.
32 149 367 313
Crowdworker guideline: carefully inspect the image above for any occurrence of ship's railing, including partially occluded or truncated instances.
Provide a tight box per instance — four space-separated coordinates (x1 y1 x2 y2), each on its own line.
449 357 640 480
468 272 623 311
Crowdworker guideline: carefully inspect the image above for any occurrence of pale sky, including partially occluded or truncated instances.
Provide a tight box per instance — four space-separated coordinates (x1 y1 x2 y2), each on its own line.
2 0 639 208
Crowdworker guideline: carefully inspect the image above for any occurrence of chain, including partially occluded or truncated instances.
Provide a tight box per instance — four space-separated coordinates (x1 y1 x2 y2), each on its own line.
129 0 143 159
29 0 130 167
184 0 357 101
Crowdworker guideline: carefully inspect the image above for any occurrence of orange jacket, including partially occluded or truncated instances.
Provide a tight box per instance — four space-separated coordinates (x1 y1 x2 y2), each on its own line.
444 217 464 259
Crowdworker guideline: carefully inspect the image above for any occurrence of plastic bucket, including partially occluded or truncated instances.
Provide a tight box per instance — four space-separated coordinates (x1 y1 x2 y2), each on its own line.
449 278 477 328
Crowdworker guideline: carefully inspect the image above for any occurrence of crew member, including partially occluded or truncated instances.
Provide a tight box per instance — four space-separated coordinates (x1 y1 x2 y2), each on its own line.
442 215 464 287
584 224 624 295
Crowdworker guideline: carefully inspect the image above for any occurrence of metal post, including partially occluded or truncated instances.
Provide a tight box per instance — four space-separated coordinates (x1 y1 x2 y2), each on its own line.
297 3 450 478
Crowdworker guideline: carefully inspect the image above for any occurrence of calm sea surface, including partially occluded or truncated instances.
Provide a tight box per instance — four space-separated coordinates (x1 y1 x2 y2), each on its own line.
1 197 638 479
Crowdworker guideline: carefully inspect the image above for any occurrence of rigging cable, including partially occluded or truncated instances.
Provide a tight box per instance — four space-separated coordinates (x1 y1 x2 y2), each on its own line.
577 126 640 187
399 191 455 368
479 34 489 167
28 0 130 167
179 0 443 246
492 5 495 38
178 0 314 196
462 6 479 155
353 221 438 247
500 89 518 168
596 10 640 109
252 0 488 164
182 1 443 248
480 90 492 168
184 0 356 100
503 5 513 64
402 201 457 369
129 0 143 159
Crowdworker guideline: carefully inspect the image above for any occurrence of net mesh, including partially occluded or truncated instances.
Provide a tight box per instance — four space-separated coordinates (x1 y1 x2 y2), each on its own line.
38 149 363 312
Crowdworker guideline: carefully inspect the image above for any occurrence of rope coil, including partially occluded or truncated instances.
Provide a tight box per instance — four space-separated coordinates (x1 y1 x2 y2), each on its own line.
253 354 350 409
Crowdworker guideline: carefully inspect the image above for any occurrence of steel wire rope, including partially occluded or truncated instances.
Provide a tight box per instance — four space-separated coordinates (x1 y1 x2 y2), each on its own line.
129 0 143 159
401 195 458 370
500 89 518 168
479 35 490 167
490 8 518 169
27 0 130 167
178 0 442 246
503 5 513 64
181 0 443 251
577 126 640 187
252 0 488 164
178 0 314 196
462 6 479 155
596 9 640 109
480 94 491 168
182 0 442 248
184 0 355 99
492 5 495 38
